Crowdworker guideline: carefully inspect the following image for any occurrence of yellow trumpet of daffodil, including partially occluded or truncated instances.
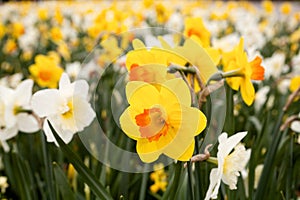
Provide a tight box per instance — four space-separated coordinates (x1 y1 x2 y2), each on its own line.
222 38 265 106
120 78 207 162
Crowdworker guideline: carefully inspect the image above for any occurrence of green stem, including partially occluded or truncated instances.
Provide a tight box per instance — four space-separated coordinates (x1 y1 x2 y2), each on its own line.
206 157 218 165
40 130 56 200
285 131 293 200
254 111 284 199
161 162 182 200
187 162 194 200
139 165 150 200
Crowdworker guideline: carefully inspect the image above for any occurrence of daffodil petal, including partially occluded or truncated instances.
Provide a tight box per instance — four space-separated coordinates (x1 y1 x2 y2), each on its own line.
119 108 141 140
176 140 195 161
132 39 146 49
218 131 247 158
136 138 162 163
14 79 33 106
161 78 191 107
240 79 255 106
31 89 67 117
0 126 18 141
126 81 160 114
205 168 222 200
17 113 39 133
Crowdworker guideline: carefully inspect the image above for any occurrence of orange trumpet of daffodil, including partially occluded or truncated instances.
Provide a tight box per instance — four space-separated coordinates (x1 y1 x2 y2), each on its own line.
222 38 265 106
119 78 207 163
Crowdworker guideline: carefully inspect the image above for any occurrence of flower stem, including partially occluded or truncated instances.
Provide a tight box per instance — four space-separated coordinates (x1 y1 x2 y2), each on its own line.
206 157 218 165
187 161 194 200
40 130 56 200
161 162 182 200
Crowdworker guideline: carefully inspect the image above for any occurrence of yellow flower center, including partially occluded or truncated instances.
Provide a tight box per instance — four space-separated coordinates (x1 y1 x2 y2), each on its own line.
135 105 168 142
62 101 73 119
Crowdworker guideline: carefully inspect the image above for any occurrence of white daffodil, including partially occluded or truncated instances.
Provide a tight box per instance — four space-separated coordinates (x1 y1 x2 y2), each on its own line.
0 79 39 152
205 131 251 200
291 113 300 133
31 73 96 145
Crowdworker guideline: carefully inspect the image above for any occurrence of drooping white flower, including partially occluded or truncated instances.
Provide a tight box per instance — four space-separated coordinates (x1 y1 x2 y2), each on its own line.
31 73 96 145
291 113 300 133
0 79 39 149
205 131 251 200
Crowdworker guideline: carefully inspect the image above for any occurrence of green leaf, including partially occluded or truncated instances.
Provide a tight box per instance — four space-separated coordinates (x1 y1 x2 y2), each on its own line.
47 120 113 200
53 162 76 199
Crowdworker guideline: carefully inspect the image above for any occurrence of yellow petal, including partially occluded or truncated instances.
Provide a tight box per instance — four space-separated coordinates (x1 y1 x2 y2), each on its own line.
177 141 195 161
126 81 160 116
160 78 191 107
136 138 163 163
119 108 142 140
205 47 221 66
240 78 255 106
173 38 217 84
132 39 146 49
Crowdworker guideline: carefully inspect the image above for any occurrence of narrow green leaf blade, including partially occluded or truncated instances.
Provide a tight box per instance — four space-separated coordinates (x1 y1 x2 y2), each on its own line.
47 120 113 200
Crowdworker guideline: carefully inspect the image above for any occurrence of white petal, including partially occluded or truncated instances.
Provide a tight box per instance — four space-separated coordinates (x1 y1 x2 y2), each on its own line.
17 113 40 133
4 104 17 128
31 89 68 117
73 96 95 131
291 121 300 133
0 126 18 141
43 120 58 146
59 73 71 91
218 131 247 158
14 79 33 106
0 86 14 104
205 168 222 200
0 140 10 152
73 80 89 99
45 119 75 145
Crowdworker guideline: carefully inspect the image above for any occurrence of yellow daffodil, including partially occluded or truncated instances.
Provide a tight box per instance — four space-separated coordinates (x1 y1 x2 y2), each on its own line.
50 27 63 42
262 1 274 14
97 36 123 67
3 39 17 54
29 54 64 88
126 39 187 83
280 2 291 15
150 163 168 193
38 8 48 20
57 42 70 61
222 38 265 106
12 22 25 38
159 37 218 91
290 76 300 92
184 17 211 47
119 78 207 162
0 23 5 39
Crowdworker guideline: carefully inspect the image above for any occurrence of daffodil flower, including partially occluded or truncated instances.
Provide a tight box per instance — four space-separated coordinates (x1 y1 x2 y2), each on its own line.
126 39 188 83
184 17 211 48
222 38 265 106
0 79 39 152
205 131 251 200
120 78 207 163
158 37 219 91
29 54 64 88
31 73 96 145
291 113 300 133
